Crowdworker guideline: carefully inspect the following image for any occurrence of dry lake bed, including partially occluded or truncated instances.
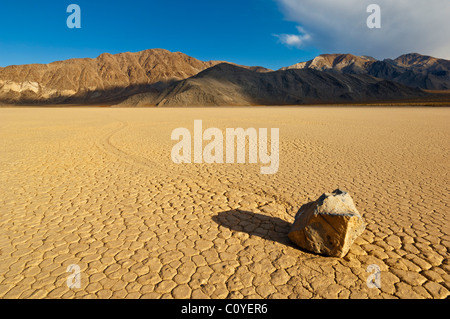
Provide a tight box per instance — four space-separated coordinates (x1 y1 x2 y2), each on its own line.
0 107 448 299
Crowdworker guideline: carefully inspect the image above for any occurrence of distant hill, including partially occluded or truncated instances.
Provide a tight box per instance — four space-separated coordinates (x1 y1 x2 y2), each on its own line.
281 53 450 90
0 49 445 106
121 63 428 106
0 49 223 104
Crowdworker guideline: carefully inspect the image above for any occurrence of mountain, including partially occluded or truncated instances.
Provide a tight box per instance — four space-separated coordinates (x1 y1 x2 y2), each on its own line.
0 49 439 106
368 53 450 90
0 49 224 104
120 63 428 106
282 53 450 90
281 54 377 74
0 49 274 105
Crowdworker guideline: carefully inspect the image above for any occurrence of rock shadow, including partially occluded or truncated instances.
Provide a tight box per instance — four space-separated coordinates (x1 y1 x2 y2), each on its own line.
212 209 295 247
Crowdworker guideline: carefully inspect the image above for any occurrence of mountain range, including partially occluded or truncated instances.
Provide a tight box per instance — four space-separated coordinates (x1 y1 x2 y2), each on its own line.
0 49 448 106
281 53 450 91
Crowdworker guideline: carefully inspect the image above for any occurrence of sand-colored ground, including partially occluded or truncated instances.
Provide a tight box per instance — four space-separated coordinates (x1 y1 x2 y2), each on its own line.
0 107 448 299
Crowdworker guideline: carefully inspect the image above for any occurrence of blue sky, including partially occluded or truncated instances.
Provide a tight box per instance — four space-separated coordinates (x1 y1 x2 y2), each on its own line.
0 0 320 70
0 1 448 70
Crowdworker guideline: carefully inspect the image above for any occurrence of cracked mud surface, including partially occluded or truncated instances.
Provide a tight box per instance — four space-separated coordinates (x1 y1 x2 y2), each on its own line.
0 107 448 299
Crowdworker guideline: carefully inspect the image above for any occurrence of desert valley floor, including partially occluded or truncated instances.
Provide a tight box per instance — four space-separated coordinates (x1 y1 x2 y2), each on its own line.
0 107 448 299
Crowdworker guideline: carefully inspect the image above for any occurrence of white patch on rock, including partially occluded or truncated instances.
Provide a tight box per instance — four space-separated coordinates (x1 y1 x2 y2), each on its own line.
0 80 40 93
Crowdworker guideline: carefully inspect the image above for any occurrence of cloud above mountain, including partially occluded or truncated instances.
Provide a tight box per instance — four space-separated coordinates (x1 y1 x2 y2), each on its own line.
274 27 311 49
275 0 450 59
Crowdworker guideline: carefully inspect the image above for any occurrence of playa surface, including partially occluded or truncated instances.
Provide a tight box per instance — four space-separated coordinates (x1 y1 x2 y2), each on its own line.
0 107 448 299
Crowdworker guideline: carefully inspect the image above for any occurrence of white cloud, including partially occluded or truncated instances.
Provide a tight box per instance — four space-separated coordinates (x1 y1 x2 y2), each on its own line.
274 28 311 48
275 0 450 59
281 34 303 47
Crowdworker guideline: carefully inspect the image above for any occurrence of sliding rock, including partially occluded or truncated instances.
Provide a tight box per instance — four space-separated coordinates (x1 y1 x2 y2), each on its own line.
288 189 366 257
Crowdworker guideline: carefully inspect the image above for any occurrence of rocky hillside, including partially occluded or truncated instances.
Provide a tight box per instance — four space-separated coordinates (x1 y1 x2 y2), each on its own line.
0 49 223 104
0 49 442 106
282 53 450 90
281 54 377 74
120 63 428 106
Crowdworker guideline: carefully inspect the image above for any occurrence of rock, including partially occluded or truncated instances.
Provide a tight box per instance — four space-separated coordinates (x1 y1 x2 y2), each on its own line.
288 189 366 257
